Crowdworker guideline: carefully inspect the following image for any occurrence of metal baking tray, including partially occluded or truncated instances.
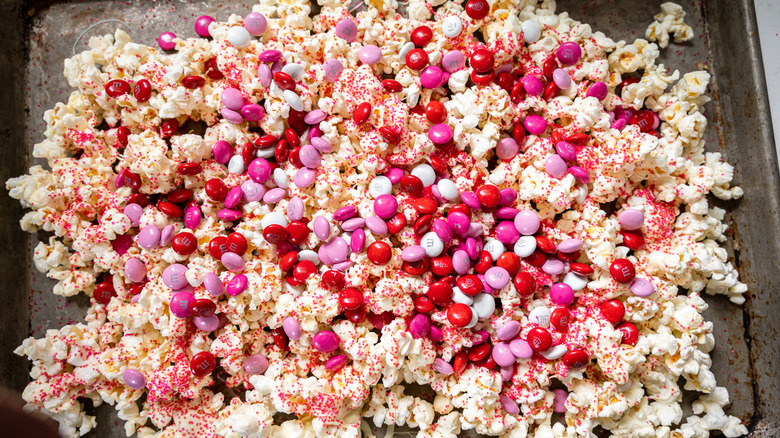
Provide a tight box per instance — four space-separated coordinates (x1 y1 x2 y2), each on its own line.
0 0 777 436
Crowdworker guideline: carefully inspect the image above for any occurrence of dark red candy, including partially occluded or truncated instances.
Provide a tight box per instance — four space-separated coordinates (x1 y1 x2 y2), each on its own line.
204 58 223 80
209 236 229 259
272 327 289 351
382 79 403 93
133 79 152 103
411 26 433 47
93 280 116 305
105 79 131 97
513 272 535 295
453 351 468 374
630 110 654 132
339 288 364 310
469 48 494 73
286 221 310 245
569 262 594 276
402 258 428 276
427 281 453 306
367 241 392 265
622 231 645 250
263 224 288 245
476 184 500 208
177 162 202 175
167 188 192 204
609 258 636 283
562 350 590 369
457 274 483 296
190 351 216 376
158 201 182 218
599 299 626 324
127 193 150 207
616 322 639 345
387 212 407 234
227 232 247 255
425 101 447 124
205 179 229 201
406 48 429 70
551 307 571 332
172 232 198 255
182 75 206 89
279 251 298 271
471 69 495 85
526 327 552 352
474 251 493 274
497 252 521 276
400 175 424 197
465 0 490 20
293 260 317 282
273 72 296 91
468 342 491 362
190 299 216 317
160 119 179 138
322 270 346 290
447 303 473 327
430 255 453 277
345 305 367 323
354 102 372 125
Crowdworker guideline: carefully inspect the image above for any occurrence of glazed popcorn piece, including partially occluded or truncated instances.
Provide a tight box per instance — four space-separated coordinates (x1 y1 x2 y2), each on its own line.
7 1 749 437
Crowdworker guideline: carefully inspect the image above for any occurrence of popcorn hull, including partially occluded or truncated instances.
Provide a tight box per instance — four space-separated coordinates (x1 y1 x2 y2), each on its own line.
0 0 777 436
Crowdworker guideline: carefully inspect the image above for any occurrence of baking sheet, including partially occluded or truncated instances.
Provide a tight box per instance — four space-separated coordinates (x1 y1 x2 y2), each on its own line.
0 0 778 436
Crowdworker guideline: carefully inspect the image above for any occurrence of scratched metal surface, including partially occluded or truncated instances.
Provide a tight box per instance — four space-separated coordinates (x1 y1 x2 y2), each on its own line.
0 0 776 436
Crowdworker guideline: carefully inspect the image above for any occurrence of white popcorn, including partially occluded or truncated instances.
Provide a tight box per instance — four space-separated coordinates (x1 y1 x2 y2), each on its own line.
6 1 749 437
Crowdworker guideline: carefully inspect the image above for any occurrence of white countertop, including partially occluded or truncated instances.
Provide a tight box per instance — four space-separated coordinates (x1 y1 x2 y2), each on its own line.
754 0 780 165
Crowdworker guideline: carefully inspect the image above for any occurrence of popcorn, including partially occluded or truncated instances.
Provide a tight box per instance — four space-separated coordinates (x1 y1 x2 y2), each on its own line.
6 1 749 438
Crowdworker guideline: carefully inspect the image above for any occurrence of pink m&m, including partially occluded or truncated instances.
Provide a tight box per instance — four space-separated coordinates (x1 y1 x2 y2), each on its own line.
442 50 466 72
545 154 567 178
586 81 608 101
618 209 644 230
240 104 265 122
163 264 189 290
514 210 540 235
550 283 574 305
212 140 232 164
335 18 358 42
420 66 444 89
359 45 382 65
325 354 348 372
170 291 194 318
226 274 248 296
522 75 543 96
243 354 269 374
123 369 146 389
496 138 519 160
409 314 431 338
299 145 321 168
630 277 655 297
557 42 582 65
428 124 453 144
125 258 146 283
203 272 223 296
283 317 302 340
221 88 244 111
323 59 343 83
312 330 340 352
524 115 547 135
244 12 267 36
158 32 176 51
373 194 398 219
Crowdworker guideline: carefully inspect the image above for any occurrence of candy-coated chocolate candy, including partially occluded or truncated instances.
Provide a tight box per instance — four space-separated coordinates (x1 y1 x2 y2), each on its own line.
447 303 473 327
190 351 216 377
526 327 552 352
610 258 636 283
599 299 625 324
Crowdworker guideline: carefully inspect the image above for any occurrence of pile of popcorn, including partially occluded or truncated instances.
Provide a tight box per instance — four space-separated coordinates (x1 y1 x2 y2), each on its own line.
7 0 749 437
